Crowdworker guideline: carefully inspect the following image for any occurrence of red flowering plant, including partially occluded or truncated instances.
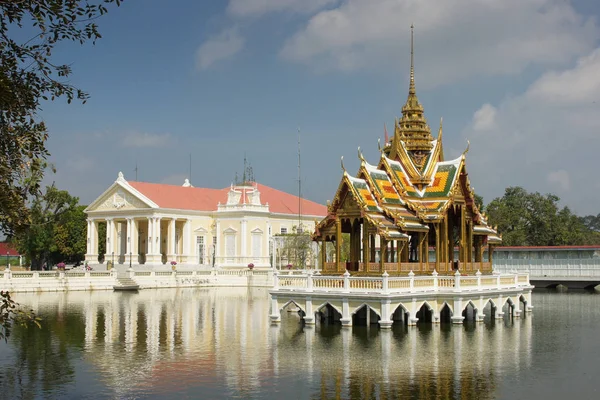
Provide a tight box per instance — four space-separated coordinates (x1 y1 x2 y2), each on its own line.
56 262 66 270
286 263 293 270
248 263 254 270
170 261 177 266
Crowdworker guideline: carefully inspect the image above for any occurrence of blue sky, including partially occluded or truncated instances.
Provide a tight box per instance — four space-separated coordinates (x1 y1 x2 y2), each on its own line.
39 0 600 215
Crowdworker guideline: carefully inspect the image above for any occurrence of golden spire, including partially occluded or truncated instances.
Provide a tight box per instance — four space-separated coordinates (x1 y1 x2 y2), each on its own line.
409 24 415 95
393 24 433 156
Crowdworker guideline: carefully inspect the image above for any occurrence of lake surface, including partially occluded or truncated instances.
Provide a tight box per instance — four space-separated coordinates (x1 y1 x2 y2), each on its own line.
0 288 599 399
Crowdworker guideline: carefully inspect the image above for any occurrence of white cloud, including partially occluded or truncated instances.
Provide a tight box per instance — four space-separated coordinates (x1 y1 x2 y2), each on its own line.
472 104 497 132
547 170 571 192
196 28 245 70
121 132 172 148
280 0 599 87
463 46 600 215
227 0 336 18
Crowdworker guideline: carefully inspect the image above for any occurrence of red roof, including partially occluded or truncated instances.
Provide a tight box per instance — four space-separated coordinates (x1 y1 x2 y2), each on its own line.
0 242 20 256
127 181 327 216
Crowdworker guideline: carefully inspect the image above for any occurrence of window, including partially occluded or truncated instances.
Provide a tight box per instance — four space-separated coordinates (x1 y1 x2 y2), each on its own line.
197 236 205 264
225 234 235 261
252 233 262 260
280 227 288 234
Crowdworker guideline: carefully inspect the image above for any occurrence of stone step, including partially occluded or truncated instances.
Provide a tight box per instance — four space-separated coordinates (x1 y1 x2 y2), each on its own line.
114 277 140 291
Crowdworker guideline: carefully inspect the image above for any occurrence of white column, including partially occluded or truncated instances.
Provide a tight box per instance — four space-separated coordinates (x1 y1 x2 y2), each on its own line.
147 217 153 255
183 219 191 259
241 219 247 260
106 218 114 257
169 219 176 256
265 221 271 264
215 220 221 258
126 218 132 256
155 217 162 256
86 219 92 254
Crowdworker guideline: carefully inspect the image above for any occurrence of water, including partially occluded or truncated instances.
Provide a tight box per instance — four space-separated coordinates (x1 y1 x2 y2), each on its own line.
0 288 598 399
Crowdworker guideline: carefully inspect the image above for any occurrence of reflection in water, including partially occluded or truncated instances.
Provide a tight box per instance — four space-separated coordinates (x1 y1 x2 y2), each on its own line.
1 289 598 399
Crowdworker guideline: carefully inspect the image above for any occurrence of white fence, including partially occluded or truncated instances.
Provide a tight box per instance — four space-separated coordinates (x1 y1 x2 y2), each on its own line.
1 268 273 293
493 259 600 278
274 270 530 295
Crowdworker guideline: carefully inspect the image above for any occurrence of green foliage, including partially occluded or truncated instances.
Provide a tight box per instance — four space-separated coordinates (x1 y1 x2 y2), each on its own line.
277 231 314 268
486 186 598 246
0 0 122 236
15 184 81 269
1 291 41 342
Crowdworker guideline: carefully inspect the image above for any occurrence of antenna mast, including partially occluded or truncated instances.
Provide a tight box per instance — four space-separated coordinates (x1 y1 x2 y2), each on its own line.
298 127 302 232
134 162 138 181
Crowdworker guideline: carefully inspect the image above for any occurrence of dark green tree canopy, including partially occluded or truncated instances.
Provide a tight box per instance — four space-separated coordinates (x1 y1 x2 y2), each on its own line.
486 186 599 246
0 0 121 236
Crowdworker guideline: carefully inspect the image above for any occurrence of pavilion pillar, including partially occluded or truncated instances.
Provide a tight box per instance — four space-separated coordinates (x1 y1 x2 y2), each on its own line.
397 241 403 270
422 232 429 270
434 223 440 271
390 241 395 263
321 240 326 270
363 227 370 269
447 212 454 265
441 217 448 268
380 237 387 273
417 233 423 272
460 204 466 264
488 244 494 264
335 220 342 272
370 234 376 263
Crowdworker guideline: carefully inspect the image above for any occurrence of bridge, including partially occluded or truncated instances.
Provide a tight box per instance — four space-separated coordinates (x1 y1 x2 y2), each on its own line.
493 259 600 290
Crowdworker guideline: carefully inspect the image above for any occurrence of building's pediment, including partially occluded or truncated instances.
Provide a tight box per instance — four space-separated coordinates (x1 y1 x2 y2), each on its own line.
87 185 154 212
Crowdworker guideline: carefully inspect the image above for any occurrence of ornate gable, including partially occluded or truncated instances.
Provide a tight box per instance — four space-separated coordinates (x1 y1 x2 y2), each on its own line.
87 185 153 212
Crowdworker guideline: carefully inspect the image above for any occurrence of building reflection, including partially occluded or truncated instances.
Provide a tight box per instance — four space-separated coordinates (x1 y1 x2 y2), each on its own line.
11 288 533 399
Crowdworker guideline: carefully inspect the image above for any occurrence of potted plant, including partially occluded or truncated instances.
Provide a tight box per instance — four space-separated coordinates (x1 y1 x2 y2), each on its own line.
247 263 254 270
286 263 293 270
170 260 177 271
57 262 66 271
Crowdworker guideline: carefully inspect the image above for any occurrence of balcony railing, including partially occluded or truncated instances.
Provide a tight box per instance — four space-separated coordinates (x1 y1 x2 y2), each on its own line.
273 270 530 295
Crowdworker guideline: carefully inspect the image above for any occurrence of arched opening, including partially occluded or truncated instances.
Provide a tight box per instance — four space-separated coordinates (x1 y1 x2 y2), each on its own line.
502 298 515 318
416 303 433 324
281 300 306 320
462 301 477 322
483 299 496 321
352 305 381 326
440 303 452 324
519 295 528 316
316 303 342 325
391 305 409 326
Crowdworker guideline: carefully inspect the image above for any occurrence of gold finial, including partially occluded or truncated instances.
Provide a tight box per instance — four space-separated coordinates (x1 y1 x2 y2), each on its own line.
409 24 415 95
358 146 366 164
462 140 470 156
438 117 443 139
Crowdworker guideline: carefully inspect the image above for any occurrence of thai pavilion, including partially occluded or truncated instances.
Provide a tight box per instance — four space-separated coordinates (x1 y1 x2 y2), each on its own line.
312 27 501 276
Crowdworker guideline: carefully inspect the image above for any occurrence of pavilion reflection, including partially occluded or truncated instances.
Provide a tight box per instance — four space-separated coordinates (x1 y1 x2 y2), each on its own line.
273 311 533 400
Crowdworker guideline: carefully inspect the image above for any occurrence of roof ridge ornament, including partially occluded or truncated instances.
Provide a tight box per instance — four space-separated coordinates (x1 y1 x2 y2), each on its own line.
341 156 346 173
358 147 366 165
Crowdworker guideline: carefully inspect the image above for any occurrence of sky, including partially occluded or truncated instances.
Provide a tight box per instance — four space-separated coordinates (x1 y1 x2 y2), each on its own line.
36 0 600 216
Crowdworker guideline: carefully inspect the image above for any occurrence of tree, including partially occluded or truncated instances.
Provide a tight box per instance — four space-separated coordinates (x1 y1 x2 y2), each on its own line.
0 0 122 237
486 186 597 246
53 205 87 262
277 230 316 269
15 184 79 269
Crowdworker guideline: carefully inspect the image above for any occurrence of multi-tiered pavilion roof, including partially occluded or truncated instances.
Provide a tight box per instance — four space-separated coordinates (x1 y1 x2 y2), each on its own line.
313 26 501 275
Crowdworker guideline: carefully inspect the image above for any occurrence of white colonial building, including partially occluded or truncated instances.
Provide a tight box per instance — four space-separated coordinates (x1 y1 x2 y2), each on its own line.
84 172 327 269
